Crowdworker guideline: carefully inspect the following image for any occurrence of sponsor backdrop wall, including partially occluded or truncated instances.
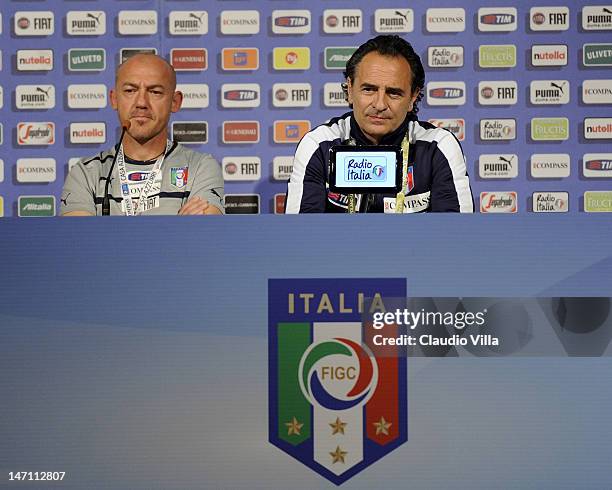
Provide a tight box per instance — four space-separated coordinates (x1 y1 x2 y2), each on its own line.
0 0 611 216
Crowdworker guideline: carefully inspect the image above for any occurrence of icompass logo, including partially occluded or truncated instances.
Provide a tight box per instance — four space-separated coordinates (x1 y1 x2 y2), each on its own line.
118 10 158 35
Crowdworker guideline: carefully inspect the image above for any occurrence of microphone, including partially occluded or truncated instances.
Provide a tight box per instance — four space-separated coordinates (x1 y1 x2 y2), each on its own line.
102 121 130 216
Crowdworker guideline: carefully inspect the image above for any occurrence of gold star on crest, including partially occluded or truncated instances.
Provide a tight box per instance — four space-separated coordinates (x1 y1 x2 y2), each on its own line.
329 445 347 464
285 417 303 436
329 417 347 435
373 416 392 436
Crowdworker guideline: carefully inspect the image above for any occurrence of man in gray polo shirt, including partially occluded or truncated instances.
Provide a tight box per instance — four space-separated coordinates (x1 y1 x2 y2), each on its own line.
61 54 223 216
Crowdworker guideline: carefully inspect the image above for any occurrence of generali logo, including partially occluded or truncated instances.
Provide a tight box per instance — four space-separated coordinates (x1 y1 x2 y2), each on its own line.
221 84 260 108
221 48 259 70
223 121 260 144
16 158 56 183
374 9 414 33
69 122 106 144
118 11 158 35
582 6 612 30
478 81 518 105
16 50 53 71
323 9 363 34
584 118 612 139
480 192 517 213
529 7 570 31
67 84 107 109
15 85 55 110
426 8 465 32
176 84 209 109
66 11 106 36
14 11 54 36
272 83 311 108
428 118 465 141
426 82 466 106
273 121 311 143
17 122 55 145
272 10 311 34
169 11 208 35
583 153 612 177
531 45 568 66
323 83 348 107
222 156 261 181
478 7 517 32
220 10 260 35
170 48 207 71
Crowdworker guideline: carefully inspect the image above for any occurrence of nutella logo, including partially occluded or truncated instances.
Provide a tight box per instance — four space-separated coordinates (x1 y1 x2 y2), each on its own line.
531 45 568 66
584 118 612 139
70 122 106 144
17 50 53 71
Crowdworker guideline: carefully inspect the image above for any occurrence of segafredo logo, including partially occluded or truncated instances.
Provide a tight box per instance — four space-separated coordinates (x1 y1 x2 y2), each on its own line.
221 84 260 108
480 119 516 141
478 8 517 31
269 278 407 485
273 83 311 108
118 11 158 35
176 84 209 109
67 84 107 109
428 119 465 141
272 10 311 34
66 11 106 35
324 83 348 107
529 80 570 104
14 11 54 36
15 85 55 109
16 50 53 71
427 46 463 67
583 153 612 177
17 122 55 145
529 7 569 31
531 45 568 66
479 154 518 179
323 9 363 34
426 82 466 106
582 80 612 104
582 6 612 30
426 8 465 32
220 10 260 35
374 9 414 33
169 11 208 35
478 81 518 105
480 192 517 213
584 118 612 139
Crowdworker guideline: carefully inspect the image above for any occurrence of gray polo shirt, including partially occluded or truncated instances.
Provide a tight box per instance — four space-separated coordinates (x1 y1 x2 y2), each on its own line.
61 142 224 215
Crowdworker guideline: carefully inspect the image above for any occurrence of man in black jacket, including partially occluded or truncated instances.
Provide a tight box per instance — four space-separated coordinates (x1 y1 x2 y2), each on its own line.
285 35 474 213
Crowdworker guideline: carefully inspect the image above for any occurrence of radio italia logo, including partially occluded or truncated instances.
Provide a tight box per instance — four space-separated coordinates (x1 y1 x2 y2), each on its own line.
479 45 516 68
531 118 569 141
480 119 516 141
427 46 463 67
269 278 407 484
344 158 387 182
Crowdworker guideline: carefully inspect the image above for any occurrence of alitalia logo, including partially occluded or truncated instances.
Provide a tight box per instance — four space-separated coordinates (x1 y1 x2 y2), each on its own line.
18 196 55 217
325 47 357 70
68 48 105 71
583 44 612 66
531 118 569 141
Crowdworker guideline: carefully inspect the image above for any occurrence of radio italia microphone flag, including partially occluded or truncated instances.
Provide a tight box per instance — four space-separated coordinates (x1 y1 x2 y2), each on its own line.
268 278 407 484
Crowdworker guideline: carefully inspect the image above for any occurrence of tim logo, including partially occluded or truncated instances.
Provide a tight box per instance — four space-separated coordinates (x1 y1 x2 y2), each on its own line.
429 88 463 99
269 278 407 485
128 172 149 182
480 14 515 24
275 16 308 27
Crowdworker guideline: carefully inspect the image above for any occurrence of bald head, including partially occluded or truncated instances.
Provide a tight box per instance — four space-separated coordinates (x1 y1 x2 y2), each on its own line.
115 54 177 91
